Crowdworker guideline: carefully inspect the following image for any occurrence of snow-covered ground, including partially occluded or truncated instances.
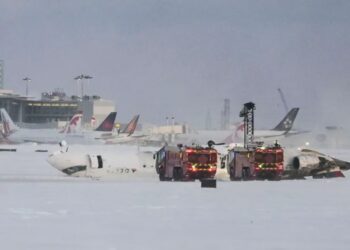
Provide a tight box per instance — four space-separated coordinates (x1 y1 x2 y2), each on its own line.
1 144 350 250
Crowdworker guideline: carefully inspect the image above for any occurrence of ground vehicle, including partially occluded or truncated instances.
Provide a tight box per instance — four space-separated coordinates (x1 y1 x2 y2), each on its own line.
222 147 254 180
223 143 284 180
254 144 284 179
154 145 218 181
221 102 285 180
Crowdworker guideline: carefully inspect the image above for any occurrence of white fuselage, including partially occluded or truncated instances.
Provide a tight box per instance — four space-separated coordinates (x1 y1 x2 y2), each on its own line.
47 145 158 179
4 128 120 145
5 128 68 144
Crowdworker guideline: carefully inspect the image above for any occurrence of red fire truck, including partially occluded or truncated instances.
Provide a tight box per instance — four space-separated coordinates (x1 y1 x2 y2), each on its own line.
222 102 285 180
223 143 284 180
154 145 218 181
254 144 284 180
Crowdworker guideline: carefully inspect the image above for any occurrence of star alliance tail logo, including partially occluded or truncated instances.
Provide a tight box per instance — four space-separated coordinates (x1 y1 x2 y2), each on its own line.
283 118 292 129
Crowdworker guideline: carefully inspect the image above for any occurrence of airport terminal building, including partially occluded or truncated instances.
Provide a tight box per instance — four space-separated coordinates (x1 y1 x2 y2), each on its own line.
0 89 115 128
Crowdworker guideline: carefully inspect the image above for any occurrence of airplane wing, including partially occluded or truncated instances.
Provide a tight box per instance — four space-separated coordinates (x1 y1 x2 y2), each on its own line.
283 149 350 179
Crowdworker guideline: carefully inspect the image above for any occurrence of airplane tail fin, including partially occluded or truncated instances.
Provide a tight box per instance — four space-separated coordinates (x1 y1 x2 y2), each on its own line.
0 108 19 137
272 108 299 132
95 112 117 132
121 114 140 136
60 112 83 134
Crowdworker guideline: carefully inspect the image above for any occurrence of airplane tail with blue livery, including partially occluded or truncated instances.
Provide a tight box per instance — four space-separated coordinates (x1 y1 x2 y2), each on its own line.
225 107 302 143
95 112 117 132
272 108 299 133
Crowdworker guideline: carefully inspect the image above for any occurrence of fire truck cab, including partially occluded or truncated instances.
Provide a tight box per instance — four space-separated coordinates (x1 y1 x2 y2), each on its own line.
254 144 284 180
223 143 284 180
154 145 218 181
223 147 255 181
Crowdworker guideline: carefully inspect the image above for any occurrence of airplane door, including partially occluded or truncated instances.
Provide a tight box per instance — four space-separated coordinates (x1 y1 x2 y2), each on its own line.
89 155 103 169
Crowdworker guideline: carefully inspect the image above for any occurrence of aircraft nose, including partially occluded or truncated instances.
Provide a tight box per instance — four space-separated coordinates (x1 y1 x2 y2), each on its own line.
47 152 65 171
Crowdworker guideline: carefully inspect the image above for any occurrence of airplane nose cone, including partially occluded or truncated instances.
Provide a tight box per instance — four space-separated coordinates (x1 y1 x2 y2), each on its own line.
47 152 66 171
47 151 88 176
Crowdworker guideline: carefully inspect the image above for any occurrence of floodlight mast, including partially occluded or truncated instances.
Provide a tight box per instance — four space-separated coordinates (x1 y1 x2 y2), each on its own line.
22 77 31 97
84 75 93 97
74 74 83 98
74 74 93 98
239 102 255 149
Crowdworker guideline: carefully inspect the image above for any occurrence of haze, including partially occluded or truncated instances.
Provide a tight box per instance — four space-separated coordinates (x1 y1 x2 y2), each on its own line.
1 0 349 129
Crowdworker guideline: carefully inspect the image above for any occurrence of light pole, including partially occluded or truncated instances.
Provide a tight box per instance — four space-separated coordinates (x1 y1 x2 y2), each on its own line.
22 77 31 96
83 75 93 97
74 74 93 98
74 74 84 98
171 116 175 142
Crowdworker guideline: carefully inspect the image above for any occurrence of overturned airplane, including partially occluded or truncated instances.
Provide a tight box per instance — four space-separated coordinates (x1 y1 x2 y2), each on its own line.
284 149 350 179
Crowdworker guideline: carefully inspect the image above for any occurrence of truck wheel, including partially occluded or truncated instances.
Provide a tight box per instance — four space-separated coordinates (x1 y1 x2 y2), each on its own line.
242 167 251 180
159 170 166 181
270 173 281 181
173 168 183 181
229 168 235 181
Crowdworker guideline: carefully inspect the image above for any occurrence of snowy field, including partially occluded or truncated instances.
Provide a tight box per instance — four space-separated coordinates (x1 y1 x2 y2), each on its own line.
1 144 350 250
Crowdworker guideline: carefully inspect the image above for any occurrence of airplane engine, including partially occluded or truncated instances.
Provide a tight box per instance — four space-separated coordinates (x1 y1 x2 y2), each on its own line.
291 155 321 170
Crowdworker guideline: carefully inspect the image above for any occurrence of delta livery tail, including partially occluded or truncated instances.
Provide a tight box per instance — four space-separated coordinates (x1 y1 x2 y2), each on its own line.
95 112 117 132
121 114 140 136
103 114 142 144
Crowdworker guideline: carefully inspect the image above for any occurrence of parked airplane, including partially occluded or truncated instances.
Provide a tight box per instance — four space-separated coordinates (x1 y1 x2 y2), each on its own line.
224 108 304 144
151 108 300 147
0 109 116 144
103 115 146 144
0 108 82 144
75 112 117 141
47 143 156 179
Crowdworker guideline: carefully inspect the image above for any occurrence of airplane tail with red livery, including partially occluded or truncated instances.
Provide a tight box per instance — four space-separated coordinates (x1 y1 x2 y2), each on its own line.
121 115 140 136
0 108 19 138
59 113 83 134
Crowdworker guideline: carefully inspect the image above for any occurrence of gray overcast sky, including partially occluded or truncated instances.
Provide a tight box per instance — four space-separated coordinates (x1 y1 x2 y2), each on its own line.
1 0 350 129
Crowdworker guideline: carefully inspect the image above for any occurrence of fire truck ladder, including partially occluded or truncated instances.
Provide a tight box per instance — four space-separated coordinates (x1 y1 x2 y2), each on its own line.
239 102 255 149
